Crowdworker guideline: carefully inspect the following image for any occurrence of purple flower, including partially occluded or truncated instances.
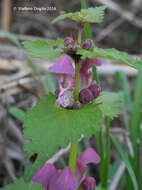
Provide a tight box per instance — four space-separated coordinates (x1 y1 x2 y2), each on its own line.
79 88 94 104
56 89 74 108
89 83 101 98
32 148 100 190
82 39 94 50
48 55 102 108
82 177 96 190
80 58 101 90
64 37 75 47
48 55 74 74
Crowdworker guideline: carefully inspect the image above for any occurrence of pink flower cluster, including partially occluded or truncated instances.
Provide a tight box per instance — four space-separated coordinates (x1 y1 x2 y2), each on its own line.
32 148 100 190
48 55 102 108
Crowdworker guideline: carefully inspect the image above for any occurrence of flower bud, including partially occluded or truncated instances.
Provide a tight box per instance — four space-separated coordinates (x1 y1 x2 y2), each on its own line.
64 37 74 47
82 39 94 50
73 101 82 109
89 84 101 98
79 88 94 104
82 177 96 190
73 43 81 51
55 88 60 98
65 44 74 55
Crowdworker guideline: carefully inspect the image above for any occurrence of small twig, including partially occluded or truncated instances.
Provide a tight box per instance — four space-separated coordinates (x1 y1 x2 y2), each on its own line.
1 0 12 31
96 18 123 42
4 158 16 181
0 32 49 42
0 77 36 92
18 84 40 98
46 135 84 164
95 0 142 29
110 128 129 136
96 2 142 42
47 144 71 164
109 162 125 190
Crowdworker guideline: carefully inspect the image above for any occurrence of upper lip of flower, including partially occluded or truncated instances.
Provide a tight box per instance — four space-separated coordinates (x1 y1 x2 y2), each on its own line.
32 148 100 190
48 55 75 75
48 56 102 76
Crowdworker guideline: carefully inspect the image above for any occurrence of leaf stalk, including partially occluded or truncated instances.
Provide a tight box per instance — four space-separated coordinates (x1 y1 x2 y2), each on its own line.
68 142 78 173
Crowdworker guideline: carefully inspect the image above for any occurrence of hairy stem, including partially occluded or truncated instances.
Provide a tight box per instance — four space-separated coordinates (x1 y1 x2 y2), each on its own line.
77 22 84 44
78 27 82 45
68 142 78 173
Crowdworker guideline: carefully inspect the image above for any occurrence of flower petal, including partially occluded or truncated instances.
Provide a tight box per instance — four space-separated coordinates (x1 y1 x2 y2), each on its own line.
75 148 100 183
59 74 75 90
49 167 77 190
80 58 101 90
56 89 74 108
77 148 100 165
48 56 74 74
82 177 96 190
32 163 56 186
76 160 88 183
87 58 102 66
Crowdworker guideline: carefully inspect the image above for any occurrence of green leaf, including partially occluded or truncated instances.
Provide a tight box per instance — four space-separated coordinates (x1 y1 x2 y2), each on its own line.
23 94 103 181
45 72 56 94
95 187 105 190
130 71 142 180
77 47 142 71
81 0 93 39
129 59 142 71
111 136 139 190
52 6 106 24
95 91 122 118
23 40 63 61
10 108 25 122
0 178 42 190
57 38 64 49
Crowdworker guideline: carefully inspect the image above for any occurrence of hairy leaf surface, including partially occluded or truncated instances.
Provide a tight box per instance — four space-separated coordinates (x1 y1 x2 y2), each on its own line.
95 91 123 118
23 94 103 181
1 178 42 190
77 47 142 71
23 40 63 61
52 6 106 24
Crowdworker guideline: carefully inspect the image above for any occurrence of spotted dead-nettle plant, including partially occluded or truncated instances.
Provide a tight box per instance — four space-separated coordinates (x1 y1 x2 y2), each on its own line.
3 2 142 190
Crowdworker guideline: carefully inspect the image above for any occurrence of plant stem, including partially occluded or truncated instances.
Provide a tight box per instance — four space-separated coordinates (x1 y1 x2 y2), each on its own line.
102 116 110 189
99 129 105 184
81 0 92 39
81 0 86 9
130 71 142 187
92 66 99 84
78 27 82 45
68 142 78 173
73 60 80 101
77 21 84 45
